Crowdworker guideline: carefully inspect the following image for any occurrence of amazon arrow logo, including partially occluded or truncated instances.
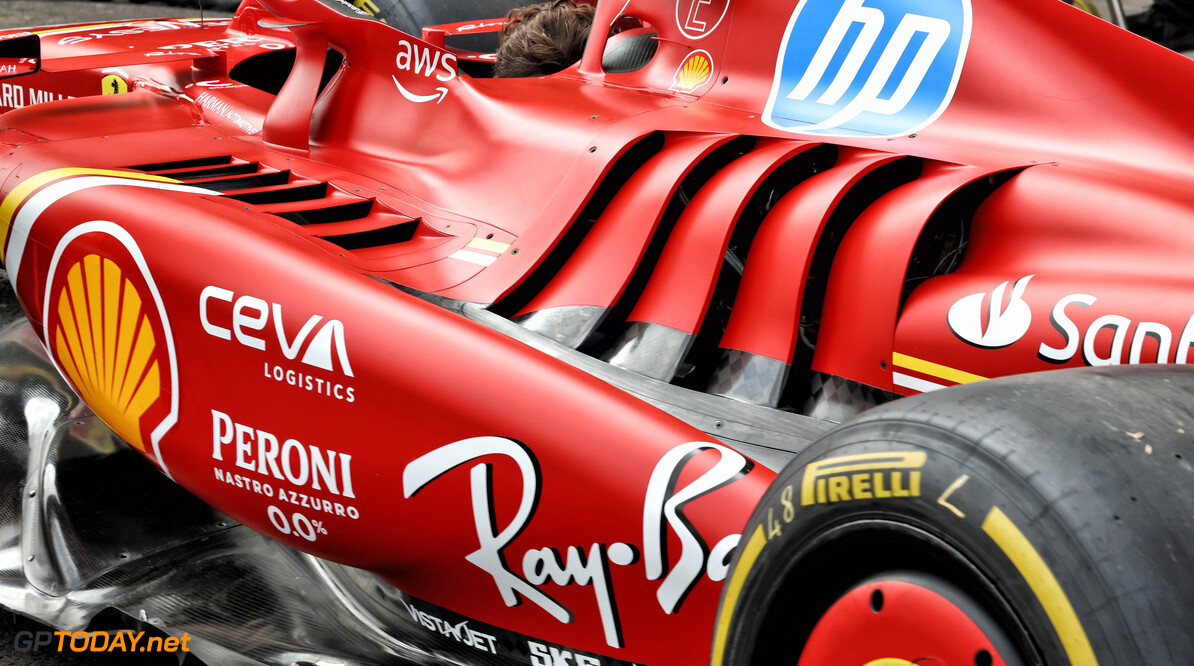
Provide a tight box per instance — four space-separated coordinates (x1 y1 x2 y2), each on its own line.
393 77 449 104
394 38 456 104
947 275 1033 348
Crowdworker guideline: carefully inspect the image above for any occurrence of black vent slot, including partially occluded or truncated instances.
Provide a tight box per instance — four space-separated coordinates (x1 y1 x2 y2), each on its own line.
900 168 1022 310
490 132 665 319
578 135 758 358
276 200 374 226
798 157 924 346
318 221 419 250
191 170 292 192
227 183 329 205
128 156 233 171
166 162 262 181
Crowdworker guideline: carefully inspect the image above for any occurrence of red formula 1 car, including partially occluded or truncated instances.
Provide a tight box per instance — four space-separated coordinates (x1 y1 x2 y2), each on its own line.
0 0 1192 664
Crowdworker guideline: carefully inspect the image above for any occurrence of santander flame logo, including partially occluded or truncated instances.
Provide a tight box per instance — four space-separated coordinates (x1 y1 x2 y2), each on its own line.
947 275 1033 348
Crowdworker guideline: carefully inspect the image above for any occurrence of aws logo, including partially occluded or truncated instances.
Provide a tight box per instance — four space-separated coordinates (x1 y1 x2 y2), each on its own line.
44 226 179 467
763 0 971 137
393 39 456 104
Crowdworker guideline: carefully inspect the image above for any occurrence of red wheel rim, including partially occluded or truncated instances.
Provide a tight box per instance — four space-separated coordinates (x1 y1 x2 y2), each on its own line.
797 573 1020 666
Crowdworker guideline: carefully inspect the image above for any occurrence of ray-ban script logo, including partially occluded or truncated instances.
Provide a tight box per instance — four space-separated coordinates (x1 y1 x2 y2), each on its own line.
403 438 748 649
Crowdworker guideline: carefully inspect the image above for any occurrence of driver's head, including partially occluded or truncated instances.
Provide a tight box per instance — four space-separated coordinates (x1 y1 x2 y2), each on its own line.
495 0 596 78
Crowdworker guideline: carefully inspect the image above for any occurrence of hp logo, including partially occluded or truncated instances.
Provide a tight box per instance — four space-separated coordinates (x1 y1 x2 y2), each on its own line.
763 0 971 137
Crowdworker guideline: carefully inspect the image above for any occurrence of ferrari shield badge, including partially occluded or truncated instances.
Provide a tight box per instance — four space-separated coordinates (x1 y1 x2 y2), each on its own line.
763 0 971 137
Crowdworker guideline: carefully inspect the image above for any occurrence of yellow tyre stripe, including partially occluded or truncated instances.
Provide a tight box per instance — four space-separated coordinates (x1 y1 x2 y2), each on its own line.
983 506 1098 666
710 524 768 666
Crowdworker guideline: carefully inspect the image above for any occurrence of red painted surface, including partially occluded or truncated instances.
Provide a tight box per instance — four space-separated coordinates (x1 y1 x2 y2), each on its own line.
797 580 1011 666
0 0 1191 661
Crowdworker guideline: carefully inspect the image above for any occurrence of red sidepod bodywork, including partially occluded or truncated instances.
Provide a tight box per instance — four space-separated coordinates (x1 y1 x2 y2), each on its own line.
1 0 1194 663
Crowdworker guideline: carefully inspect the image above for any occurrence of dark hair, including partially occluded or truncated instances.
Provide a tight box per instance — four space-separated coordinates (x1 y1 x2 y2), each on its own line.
495 1 596 78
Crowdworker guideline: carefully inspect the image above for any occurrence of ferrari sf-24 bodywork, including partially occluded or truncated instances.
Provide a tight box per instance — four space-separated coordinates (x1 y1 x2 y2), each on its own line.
0 0 1192 664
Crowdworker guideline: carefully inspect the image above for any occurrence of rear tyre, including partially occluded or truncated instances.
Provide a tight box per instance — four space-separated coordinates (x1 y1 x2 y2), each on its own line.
713 366 1194 665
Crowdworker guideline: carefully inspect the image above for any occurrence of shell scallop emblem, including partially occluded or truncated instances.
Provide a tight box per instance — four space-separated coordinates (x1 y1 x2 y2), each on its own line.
53 254 161 453
671 50 714 93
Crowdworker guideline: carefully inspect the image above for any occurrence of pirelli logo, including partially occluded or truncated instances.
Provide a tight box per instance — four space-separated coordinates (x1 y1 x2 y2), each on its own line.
801 451 926 505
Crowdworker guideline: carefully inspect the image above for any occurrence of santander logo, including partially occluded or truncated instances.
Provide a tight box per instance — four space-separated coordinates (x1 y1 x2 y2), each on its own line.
947 275 1033 348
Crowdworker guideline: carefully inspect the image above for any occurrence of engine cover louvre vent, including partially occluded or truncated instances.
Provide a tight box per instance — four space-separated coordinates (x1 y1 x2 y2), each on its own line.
227 182 329 205
187 170 293 192
276 200 375 226
481 130 1013 420
121 154 455 271
126 155 234 172
154 162 264 181
316 221 420 251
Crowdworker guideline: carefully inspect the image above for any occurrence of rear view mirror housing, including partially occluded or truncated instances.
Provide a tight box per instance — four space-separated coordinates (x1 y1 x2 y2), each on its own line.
0 34 40 79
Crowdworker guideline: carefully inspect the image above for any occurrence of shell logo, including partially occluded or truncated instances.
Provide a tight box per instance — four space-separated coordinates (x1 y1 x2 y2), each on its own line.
52 253 163 453
671 49 714 93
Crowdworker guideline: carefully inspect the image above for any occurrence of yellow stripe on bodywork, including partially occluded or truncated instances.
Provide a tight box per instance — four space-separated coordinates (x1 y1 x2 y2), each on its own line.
710 524 768 666
31 20 210 37
893 352 987 385
466 237 510 254
0 169 180 259
983 506 1099 666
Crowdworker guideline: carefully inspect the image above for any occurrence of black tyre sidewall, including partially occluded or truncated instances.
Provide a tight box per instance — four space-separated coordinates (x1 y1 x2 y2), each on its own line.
719 417 1136 665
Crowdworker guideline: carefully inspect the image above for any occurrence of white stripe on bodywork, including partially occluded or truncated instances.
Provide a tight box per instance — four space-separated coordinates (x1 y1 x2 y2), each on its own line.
892 372 945 393
449 249 498 266
7 175 217 478
6 176 216 288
